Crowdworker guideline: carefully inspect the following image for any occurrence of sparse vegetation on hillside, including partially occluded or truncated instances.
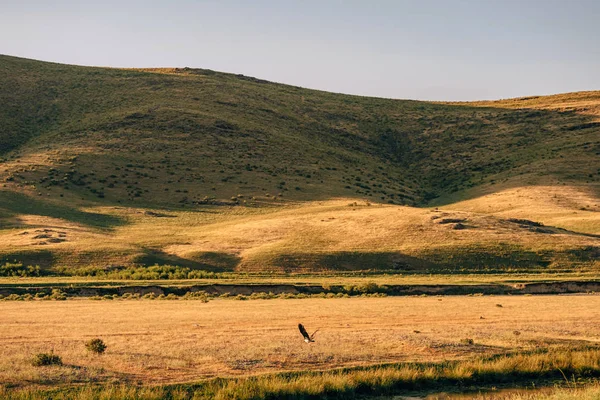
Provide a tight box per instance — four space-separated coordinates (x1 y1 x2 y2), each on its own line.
1 55 599 208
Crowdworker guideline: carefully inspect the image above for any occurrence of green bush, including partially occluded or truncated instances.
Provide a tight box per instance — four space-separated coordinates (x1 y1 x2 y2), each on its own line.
85 338 107 355
49 289 67 300
183 291 210 302
32 353 62 366
356 281 381 294
3 294 23 301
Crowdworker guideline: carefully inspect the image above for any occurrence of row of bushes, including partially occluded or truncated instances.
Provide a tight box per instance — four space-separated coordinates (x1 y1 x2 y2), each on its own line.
0 290 389 302
0 289 67 301
54 264 236 280
1 262 243 279
0 262 42 277
1 261 585 280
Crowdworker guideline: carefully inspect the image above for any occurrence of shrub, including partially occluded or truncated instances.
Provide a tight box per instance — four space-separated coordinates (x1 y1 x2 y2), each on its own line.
3 294 23 301
50 289 67 300
343 285 356 294
32 353 62 366
85 338 107 355
183 291 210 302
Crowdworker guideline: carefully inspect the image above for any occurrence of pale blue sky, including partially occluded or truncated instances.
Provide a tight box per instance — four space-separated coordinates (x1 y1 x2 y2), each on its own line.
1 0 598 100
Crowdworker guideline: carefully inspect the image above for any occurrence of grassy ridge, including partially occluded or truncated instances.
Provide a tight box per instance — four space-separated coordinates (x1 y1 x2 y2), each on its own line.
2 347 600 399
1 55 599 208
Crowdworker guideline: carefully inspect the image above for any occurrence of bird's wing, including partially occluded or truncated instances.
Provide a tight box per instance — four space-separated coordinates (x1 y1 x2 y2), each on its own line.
310 328 320 339
298 323 310 340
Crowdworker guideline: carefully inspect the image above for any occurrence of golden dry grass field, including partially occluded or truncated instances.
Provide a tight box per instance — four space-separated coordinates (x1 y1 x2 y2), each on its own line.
1 185 598 273
3 295 600 390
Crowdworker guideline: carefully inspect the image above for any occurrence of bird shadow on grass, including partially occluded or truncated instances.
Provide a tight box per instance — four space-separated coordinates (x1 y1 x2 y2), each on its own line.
0 190 125 229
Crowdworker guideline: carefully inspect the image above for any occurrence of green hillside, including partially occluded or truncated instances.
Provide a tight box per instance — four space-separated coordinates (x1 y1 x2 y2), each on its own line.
1 54 598 208
0 55 598 271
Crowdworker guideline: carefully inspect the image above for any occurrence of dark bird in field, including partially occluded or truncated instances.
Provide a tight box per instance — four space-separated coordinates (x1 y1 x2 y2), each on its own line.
298 323 319 343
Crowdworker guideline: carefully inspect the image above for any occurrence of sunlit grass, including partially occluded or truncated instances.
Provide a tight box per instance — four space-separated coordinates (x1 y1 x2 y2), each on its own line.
2 347 600 399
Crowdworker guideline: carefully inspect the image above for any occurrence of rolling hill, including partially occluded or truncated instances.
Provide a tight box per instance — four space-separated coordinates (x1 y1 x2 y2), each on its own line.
0 55 598 272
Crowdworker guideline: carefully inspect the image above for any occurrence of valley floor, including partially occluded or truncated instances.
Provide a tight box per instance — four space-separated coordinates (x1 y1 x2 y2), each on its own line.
3 295 600 388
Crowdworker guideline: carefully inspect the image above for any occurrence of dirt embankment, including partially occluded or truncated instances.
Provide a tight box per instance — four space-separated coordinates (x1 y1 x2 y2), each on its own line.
2 281 600 297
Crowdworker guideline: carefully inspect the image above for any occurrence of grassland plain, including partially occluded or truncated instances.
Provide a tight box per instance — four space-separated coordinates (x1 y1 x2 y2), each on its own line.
0 54 599 271
3 296 600 398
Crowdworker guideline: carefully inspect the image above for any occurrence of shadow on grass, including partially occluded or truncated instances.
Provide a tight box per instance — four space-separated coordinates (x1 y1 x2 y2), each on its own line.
0 190 125 229
133 248 240 272
0 249 56 269
267 251 435 273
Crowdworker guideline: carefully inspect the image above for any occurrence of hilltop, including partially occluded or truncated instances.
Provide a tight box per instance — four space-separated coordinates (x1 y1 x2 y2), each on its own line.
0 55 598 271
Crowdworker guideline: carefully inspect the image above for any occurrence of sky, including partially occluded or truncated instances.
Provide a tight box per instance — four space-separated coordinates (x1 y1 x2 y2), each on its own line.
1 0 599 101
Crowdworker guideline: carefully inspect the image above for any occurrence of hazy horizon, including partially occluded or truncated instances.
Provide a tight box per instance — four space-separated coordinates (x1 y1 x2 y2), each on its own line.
2 0 599 101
